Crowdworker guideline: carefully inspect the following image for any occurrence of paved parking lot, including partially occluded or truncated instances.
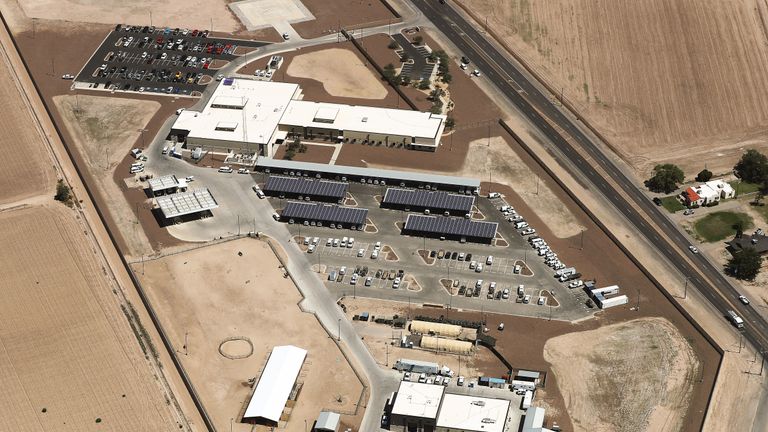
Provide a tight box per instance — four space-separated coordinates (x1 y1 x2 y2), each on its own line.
265 179 595 322
74 24 270 96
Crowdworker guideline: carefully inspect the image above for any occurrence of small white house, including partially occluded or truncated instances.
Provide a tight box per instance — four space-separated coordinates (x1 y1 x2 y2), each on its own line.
682 179 735 206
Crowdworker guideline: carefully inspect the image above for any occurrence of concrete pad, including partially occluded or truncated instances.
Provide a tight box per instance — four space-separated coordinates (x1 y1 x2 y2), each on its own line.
229 0 315 31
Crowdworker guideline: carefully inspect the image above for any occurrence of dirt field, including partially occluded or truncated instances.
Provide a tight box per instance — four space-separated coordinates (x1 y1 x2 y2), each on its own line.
137 238 364 431
544 317 699 432
292 0 397 39
53 95 160 255
461 0 768 178
287 48 387 99
11 0 240 33
273 143 336 163
0 28 54 204
0 205 181 431
455 136 584 238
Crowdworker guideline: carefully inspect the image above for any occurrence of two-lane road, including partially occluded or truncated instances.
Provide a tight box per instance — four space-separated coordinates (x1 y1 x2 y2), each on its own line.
410 0 768 353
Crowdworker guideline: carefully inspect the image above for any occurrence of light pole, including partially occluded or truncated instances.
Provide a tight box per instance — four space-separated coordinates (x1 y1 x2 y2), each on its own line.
137 128 148 148
337 318 341 342
683 276 691 299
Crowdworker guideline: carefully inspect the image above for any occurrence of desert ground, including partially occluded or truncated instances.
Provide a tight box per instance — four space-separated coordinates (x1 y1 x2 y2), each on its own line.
53 94 159 256
461 0 768 178
454 136 584 238
137 238 364 431
287 48 388 99
544 317 699 432
0 29 54 204
292 0 397 39
9 0 240 33
0 206 183 431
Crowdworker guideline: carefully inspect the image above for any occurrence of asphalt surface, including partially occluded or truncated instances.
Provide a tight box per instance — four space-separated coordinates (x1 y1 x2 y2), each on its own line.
410 0 768 354
75 27 269 96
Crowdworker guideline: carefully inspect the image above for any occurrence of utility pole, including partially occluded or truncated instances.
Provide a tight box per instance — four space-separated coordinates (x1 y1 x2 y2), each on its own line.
580 229 584 250
385 342 389 366
738 333 743 353
237 215 241 236
337 318 341 342
149 10 153 27
761 352 765 376
684 276 690 299
184 331 188 356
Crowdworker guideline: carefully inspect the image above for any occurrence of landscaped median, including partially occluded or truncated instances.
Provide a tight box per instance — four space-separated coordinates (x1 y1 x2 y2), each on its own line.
693 211 753 242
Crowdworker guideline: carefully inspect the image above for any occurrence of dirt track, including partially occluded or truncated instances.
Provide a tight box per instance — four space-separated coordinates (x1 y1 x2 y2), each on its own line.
463 0 768 178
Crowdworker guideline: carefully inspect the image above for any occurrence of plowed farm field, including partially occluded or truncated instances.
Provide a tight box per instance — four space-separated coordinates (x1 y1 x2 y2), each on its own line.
0 35 54 204
462 0 768 177
0 205 179 432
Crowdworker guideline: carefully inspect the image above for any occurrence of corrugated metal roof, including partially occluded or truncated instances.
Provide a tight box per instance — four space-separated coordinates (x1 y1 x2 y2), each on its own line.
404 214 498 239
156 189 218 218
383 188 474 212
243 345 307 423
256 158 480 189
281 202 367 225
148 174 179 192
264 176 347 199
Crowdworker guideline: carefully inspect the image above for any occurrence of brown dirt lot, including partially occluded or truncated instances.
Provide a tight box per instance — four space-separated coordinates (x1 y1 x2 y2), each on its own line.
0 205 180 431
0 30 55 205
273 143 336 163
7 0 240 33
461 0 768 179
137 238 364 431
286 47 388 99
291 0 397 39
544 317 699 432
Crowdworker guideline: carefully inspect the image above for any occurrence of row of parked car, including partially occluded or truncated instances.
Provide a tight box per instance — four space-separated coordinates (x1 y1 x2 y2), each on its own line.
494 199 584 287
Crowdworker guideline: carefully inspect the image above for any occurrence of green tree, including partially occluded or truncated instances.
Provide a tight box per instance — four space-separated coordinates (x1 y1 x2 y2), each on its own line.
413 35 424 45
727 247 763 281
399 74 412 86
441 72 452 84
382 63 397 84
388 40 399 49
734 149 768 184
645 164 684 193
695 169 713 182
401 52 410 63
54 179 71 203
445 117 455 129
417 79 431 90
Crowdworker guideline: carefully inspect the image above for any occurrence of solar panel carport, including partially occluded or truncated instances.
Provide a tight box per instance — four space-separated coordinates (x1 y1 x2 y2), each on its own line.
382 188 474 215
281 201 368 229
402 214 498 244
263 176 348 202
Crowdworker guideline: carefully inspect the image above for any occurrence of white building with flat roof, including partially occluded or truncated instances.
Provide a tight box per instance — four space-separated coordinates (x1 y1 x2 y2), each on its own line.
170 79 446 157
391 381 445 430
171 79 301 158
435 394 510 432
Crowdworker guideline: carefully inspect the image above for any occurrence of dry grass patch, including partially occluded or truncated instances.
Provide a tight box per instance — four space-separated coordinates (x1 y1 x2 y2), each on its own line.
544 317 699 432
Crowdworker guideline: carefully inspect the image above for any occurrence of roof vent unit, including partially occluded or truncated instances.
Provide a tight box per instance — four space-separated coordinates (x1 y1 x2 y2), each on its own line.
362 117 368 122
471 401 486 407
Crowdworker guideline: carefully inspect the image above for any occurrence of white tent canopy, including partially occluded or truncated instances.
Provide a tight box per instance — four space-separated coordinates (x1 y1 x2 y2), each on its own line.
243 345 307 424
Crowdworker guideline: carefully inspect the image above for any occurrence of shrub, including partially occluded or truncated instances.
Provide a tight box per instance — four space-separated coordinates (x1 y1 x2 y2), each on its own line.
696 169 713 182
54 179 71 203
387 40 399 49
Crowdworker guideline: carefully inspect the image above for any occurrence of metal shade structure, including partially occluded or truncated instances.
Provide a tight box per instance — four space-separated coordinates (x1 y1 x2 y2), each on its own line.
382 188 474 215
264 176 348 202
402 214 498 244
281 201 368 228
155 189 218 219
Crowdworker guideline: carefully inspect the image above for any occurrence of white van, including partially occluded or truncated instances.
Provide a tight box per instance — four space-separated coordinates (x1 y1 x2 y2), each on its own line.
515 221 529 229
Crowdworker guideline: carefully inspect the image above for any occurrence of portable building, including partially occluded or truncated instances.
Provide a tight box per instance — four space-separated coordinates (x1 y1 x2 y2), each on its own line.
420 336 473 355
394 359 439 374
410 320 462 338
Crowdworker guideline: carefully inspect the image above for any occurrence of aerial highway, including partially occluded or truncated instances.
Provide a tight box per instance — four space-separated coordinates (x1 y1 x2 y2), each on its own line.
409 0 768 353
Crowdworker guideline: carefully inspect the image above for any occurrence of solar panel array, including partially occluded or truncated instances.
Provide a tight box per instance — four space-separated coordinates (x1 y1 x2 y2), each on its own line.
282 201 368 226
264 176 348 200
148 174 180 192
404 214 498 239
383 188 474 212
156 189 219 218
